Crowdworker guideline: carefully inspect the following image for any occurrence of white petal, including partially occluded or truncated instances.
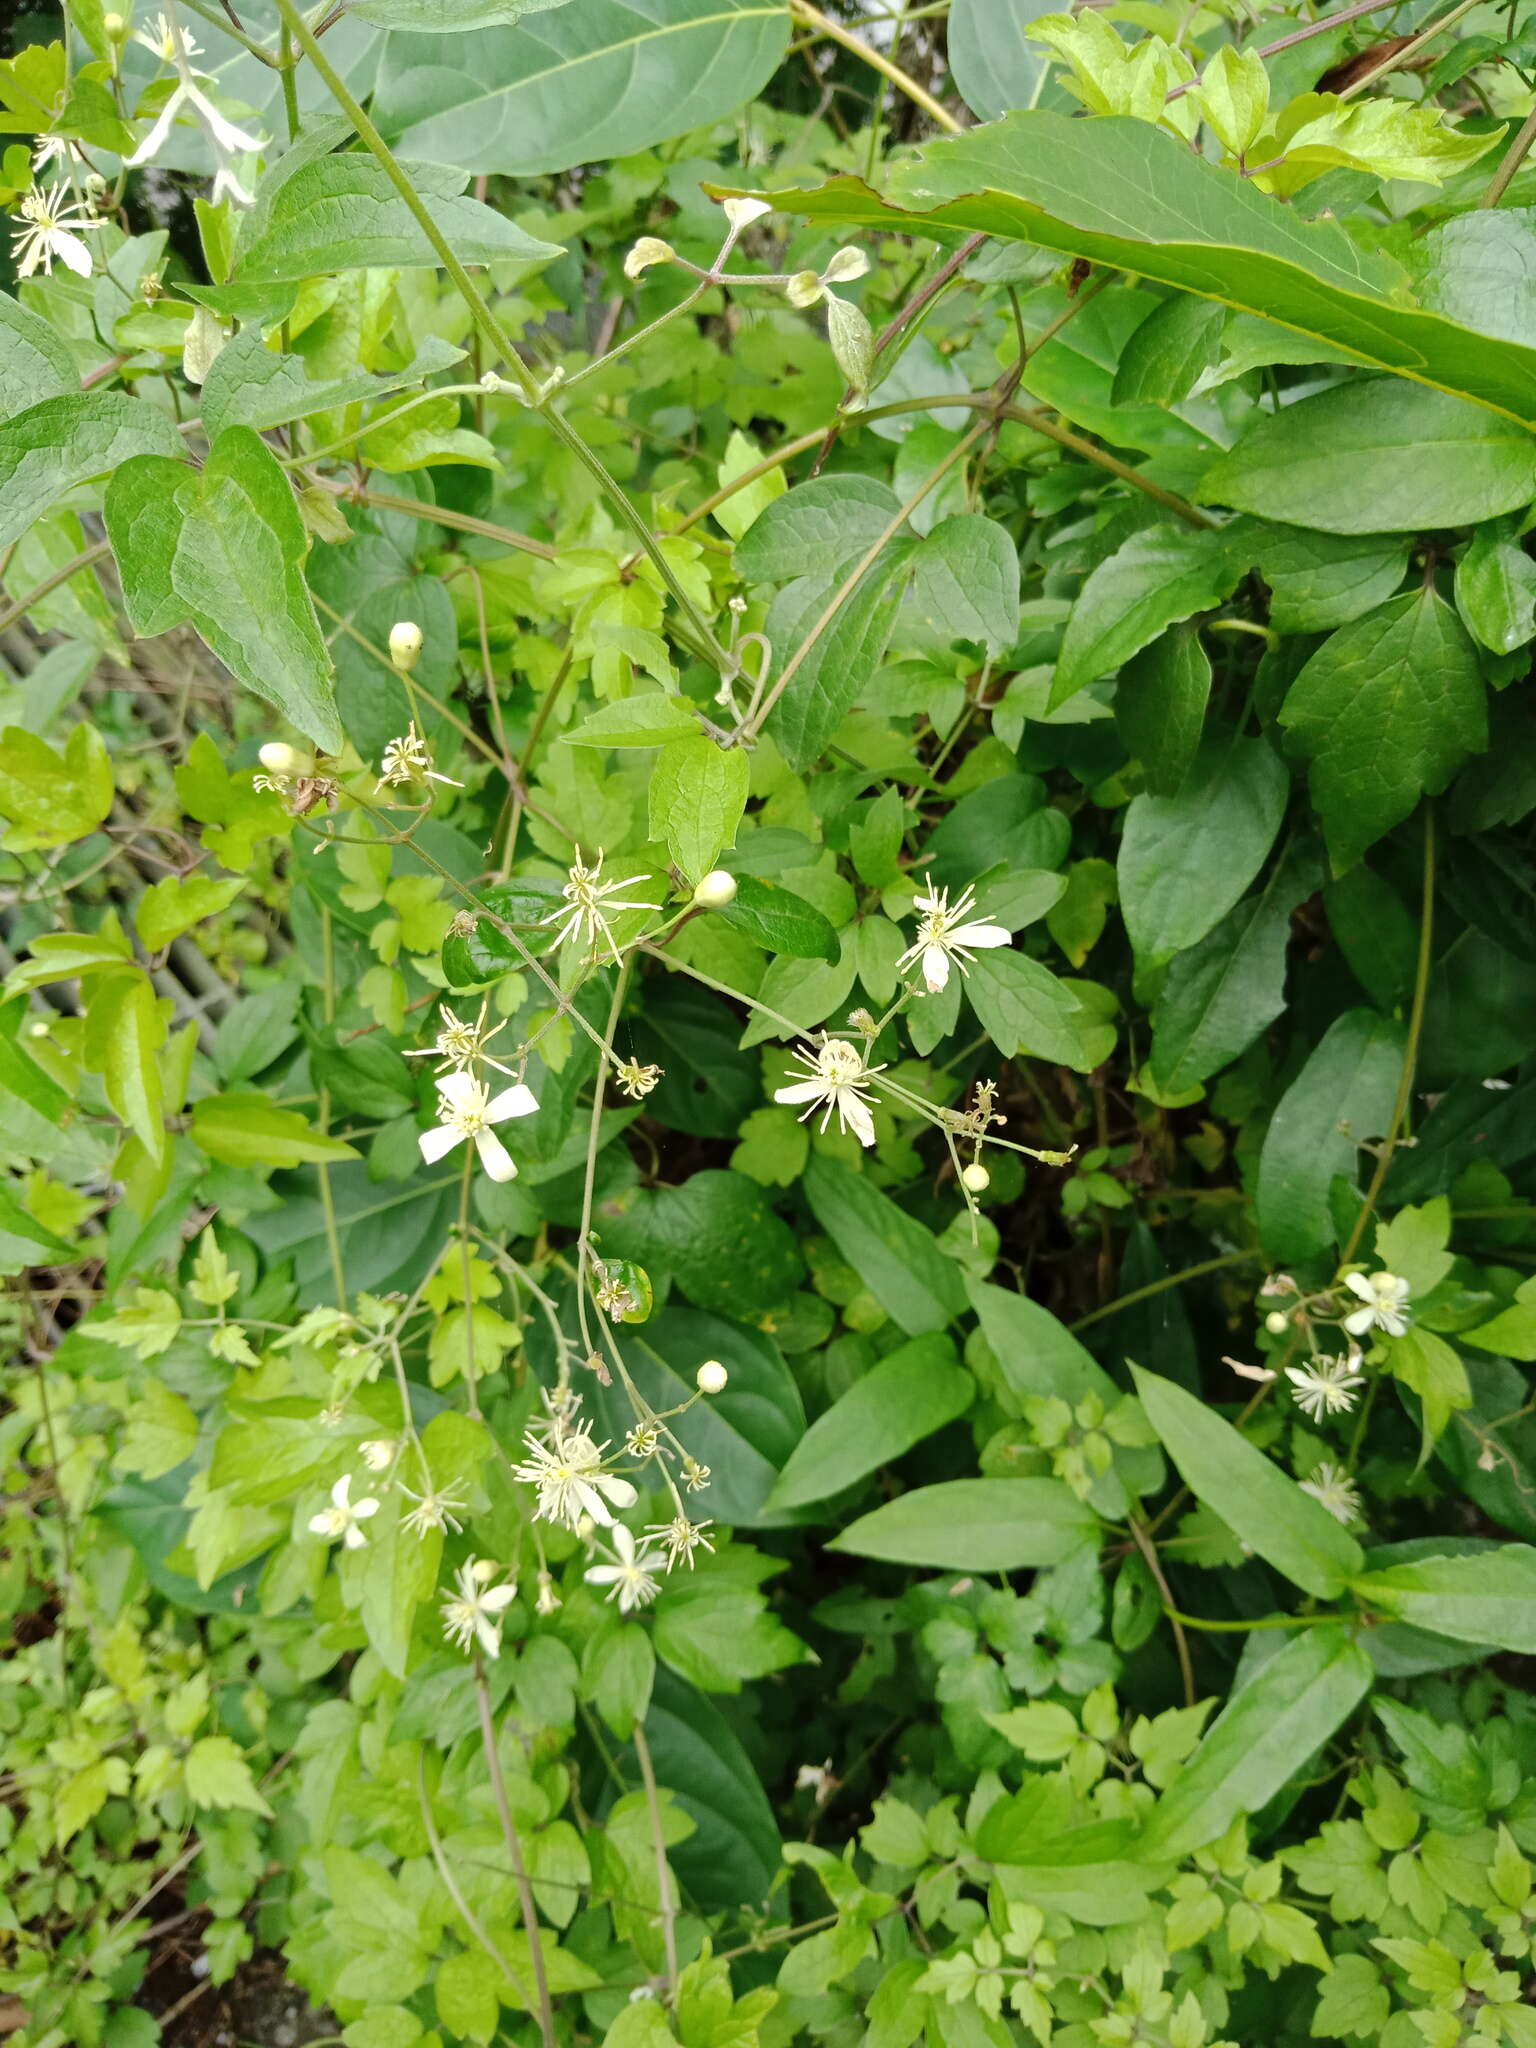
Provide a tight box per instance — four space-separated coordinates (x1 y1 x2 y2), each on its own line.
307 1511 334 1537
486 1082 539 1122
596 1474 637 1509
353 1495 380 1519
54 230 94 278
436 1070 479 1111
419 1122 464 1165
475 1617 502 1659
126 89 185 167
838 1090 876 1147
775 1080 827 1106
1343 1272 1374 1303
331 1474 352 1509
343 1523 369 1549
186 82 267 155
1341 1306 1374 1337
481 1584 517 1613
584 1565 621 1586
573 1478 615 1526
953 921 1009 950
922 944 950 993
474 1127 517 1181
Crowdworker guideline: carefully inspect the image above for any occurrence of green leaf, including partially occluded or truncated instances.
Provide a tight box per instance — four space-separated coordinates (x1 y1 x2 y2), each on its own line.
1256 1008 1405 1263
969 1278 1117 1404
1311 1955 1392 2042
735 474 900 582
0 1179 76 1278
352 0 535 22
189 1092 360 1169
1387 1325 1471 1453
184 1735 273 1815
909 513 1019 653
605 1168 803 1321
1251 524 1410 635
1051 521 1245 710
648 736 750 883
1111 293 1226 407
643 1668 780 1908
946 0 1050 120
375 0 791 177
1207 381 1536 535
0 722 113 851
563 692 703 749
762 550 911 771
84 970 167 1165
803 1153 967 1336
1140 1627 1373 1858
237 156 561 281
0 292 78 421
199 329 467 441
1130 1364 1365 1598
1352 1544 1536 1653
105 426 342 752
0 392 183 553
830 1477 1098 1571
135 874 246 950
964 948 1110 1072
1279 589 1486 872
718 874 840 962
1118 735 1289 971
763 113 1536 426
766 1334 974 1509
1457 515 1536 655
1148 840 1319 1092
119 1380 199 1482
583 1624 655 1740
1114 625 1211 798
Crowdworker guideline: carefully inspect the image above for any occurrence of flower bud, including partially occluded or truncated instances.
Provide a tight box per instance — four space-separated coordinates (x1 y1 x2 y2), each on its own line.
359 1438 395 1472
624 236 675 281
696 1361 729 1395
389 620 423 672
471 1556 499 1584
692 869 738 909
103 10 128 36
258 742 311 776
1264 1310 1290 1335
961 1163 990 1194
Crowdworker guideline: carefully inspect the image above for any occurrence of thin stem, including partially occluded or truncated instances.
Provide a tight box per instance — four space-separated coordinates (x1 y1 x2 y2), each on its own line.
1336 0 1483 96
789 0 962 131
1478 103 1536 207
473 1654 557 2048
1339 809 1435 1268
1162 1607 1318 1633
1129 1515 1196 1709
0 540 113 635
316 905 348 1307
417 1754 536 2014
632 1723 680 1998
346 487 556 561
278 19 300 137
1166 0 1412 98
1068 1250 1258 1332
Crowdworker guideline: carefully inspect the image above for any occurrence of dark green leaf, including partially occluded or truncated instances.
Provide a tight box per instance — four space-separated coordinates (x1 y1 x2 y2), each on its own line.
1114 626 1211 798
1051 521 1245 710
830 1477 1098 1571
909 512 1020 653
1352 1545 1536 1653
803 1153 967 1335
763 548 911 771
0 293 77 421
1111 294 1225 407
965 949 1110 1072
641 1669 780 1908
200 330 466 441
718 874 839 961
766 1334 973 1509
735 475 901 582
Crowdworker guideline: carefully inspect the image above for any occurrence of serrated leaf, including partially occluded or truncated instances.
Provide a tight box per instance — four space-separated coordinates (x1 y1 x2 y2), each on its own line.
0 391 183 553
718 874 840 961
648 735 749 883
0 722 113 851
1052 521 1245 710
135 874 246 951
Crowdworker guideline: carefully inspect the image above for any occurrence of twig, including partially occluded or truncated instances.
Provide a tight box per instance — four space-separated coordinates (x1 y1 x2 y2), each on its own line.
789 0 962 131
1129 1515 1196 1708
1478 104 1536 207
633 1724 681 1998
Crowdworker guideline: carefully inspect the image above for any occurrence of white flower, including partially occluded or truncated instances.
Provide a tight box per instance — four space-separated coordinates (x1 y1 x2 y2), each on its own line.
593 1264 641 1321
775 1036 884 1147
1299 1463 1362 1525
375 721 460 793
441 1557 517 1659
645 1514 714 1569
307 1472 380 1550
400 1479 469 1537
1342 1270 1412 1339
402 1002 520 1079
1285 1352 1367 1422
585 1524 663 1613
898 875 1010 994
31 134 77 173
127 79 264 183
512 1425 638 1530
135 11 202 59
11 183 104 279
359 1438 396 1472
418 1070 538 1182
543 850 657 963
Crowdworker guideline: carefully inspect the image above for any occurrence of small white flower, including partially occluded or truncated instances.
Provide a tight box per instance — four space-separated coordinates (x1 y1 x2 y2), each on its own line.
402 1002 520 1080
1285 1352 1367 1422
418 1070 538 1182
775 1036 884 1148
645 1514 715 1569
135 11 202 59
31 134 77 173
543 850 657 963
899 875 1010 994
11 183 104 279
307 1472 380 1550
1342 1270 1412 1339
695 1361 728 1395
359 1438 396 1472
1299 1462 1362 1525
585 1524 663 1613
375 721 460 794
127 75 265 184
614 1057 663 1100
534 1570 562 1615
593 1268 641 1321
513 1425 638 1530
795 1759 835 1801
400 1479 469 1538
441 1556 517 1659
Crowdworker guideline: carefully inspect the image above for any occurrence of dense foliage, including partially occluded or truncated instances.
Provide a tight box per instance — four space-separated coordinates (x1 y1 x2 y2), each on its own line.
8 0 1536 2044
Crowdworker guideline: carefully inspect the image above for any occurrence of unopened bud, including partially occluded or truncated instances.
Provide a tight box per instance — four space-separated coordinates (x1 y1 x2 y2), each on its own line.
470 1556 499 1584
258 742 310 776
1264 1310 1290 1336
624 236 675 281
692 869 737 908
103 10 128 35
359 1438 395 1472
696 1361 728 1395
389 620 423 672
961 1163 990 1194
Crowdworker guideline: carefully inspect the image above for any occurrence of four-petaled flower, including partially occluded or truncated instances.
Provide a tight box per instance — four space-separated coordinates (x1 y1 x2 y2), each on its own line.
11 183 104 279
307 1473 379 1549
403 1002 520 1079
543 850 657 962
1299 1462 1362 1525
375 722 461 794
513 1425 638 1529
775 1036 884 1147
418 1071 538 1182
585 1524 663 1613
899 875 1009 994
1342 1270 1412 1339
1285 1352 1367 1422
441 1557 517 1658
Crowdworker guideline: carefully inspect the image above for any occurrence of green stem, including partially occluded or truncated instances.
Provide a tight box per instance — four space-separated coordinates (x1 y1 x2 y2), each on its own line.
473 1654 557 2048
1068 1250 1259 1332
1478 103 1536 207
633 1723 681 1999
316 904 348 1307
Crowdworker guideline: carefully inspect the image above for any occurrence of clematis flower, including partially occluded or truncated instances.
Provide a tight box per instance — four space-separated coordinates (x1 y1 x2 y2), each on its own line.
584 1524 663 1613
418 1071 539 1182
441 1557 517 1658
775 1036 884 1147
1342 1270 1412 1339
1299 1462 1362 1525
899 875 1010 994
402 1001 520 1080
11 183 104 278
307 1472 379 1550
1285 1352 1367 1421
543 850 657 962
513 1425 638 1530
375 722 460 793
